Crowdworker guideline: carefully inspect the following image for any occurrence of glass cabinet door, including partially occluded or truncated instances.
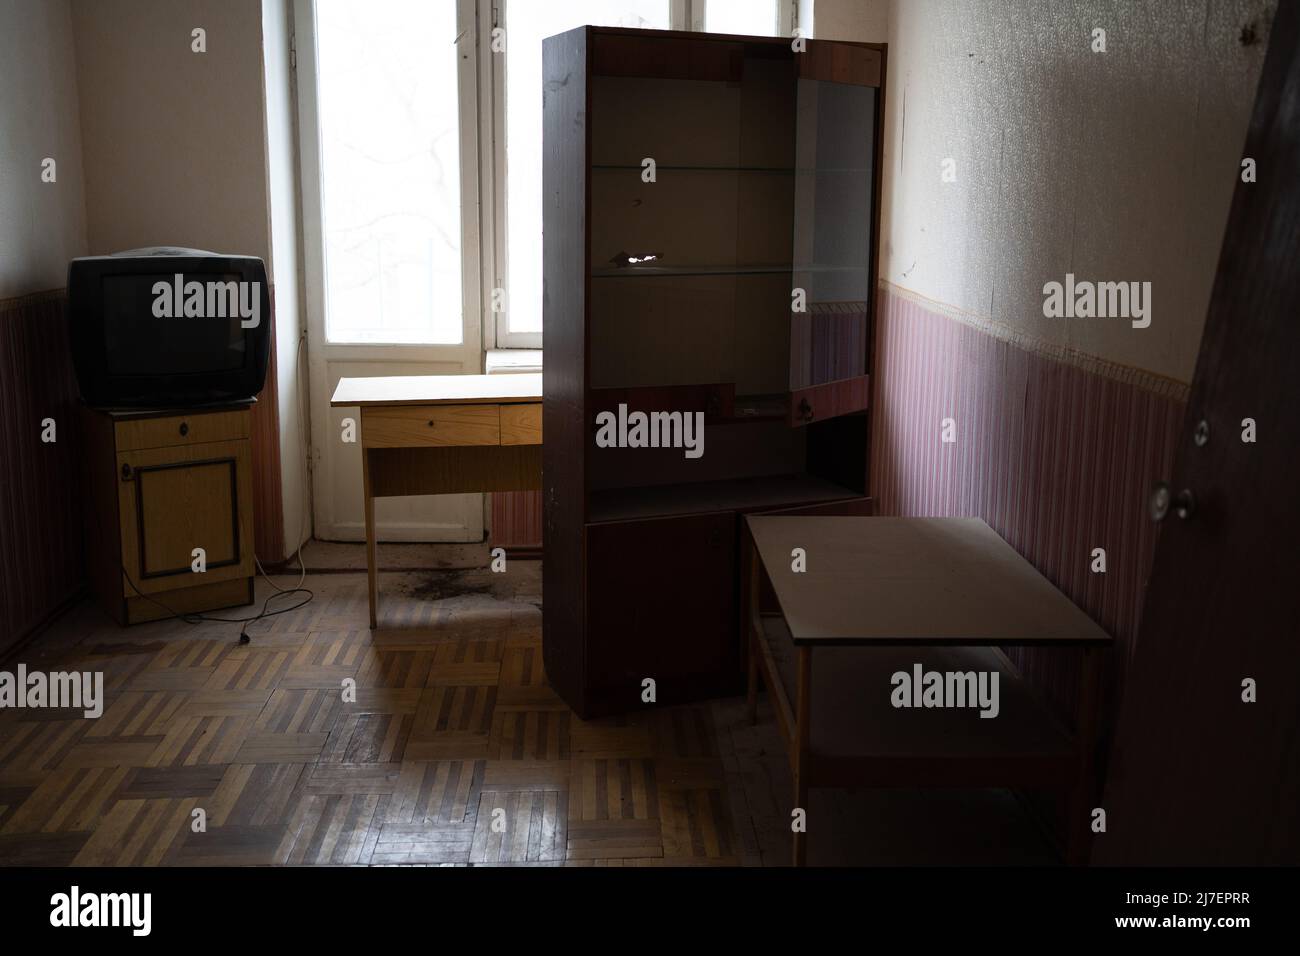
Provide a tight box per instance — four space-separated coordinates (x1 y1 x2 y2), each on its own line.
788 43 880 425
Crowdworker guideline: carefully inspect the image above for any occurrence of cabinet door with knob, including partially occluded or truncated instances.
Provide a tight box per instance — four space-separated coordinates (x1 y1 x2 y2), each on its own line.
583 512 739 715
117 438 254 595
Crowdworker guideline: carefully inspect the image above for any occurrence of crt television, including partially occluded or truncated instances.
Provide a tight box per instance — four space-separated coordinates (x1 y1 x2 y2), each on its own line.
68 247 272 408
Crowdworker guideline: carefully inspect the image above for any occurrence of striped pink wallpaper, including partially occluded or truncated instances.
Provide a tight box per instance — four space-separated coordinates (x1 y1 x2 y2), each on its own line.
870 285 1188 729
0 290 83 654
0 287 286 653
491 491 543 553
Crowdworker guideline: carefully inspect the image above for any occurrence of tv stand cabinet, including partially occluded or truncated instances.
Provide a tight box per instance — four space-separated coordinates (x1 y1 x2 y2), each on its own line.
81 401 255 625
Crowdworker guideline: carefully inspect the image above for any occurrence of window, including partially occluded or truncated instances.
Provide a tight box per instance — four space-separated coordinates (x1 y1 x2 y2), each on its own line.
297 0 797 352
498 1 673 344
311 0 471 345
703 0 784 37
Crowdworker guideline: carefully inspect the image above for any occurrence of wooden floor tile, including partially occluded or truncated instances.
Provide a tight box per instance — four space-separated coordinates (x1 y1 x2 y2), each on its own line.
150 715 250 766
166 824 294 866
0 831 90 866
72 797 196 866
566 819 662 861
569 758 659 821
470 789 566 863
208 763 308 827
659 788 734 860
285 792 392 864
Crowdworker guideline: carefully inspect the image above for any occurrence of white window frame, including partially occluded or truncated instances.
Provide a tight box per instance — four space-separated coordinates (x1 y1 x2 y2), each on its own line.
295 0 798 356
295 0 484 364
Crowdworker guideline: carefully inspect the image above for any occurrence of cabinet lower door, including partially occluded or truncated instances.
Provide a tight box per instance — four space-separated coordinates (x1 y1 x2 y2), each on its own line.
584 512 738 714
117 439 254 595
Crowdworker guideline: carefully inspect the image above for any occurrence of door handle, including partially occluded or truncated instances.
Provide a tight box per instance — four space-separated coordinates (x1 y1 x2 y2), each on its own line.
1149 481 1196 522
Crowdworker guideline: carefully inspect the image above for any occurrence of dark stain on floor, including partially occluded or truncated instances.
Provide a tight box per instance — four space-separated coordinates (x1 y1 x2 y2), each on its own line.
398 568 534 604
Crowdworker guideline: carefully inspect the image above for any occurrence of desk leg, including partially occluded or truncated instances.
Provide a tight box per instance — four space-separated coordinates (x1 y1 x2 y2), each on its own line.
744 538 760 725
363 449 378 630
792 644 811 867
1066 645 1102 865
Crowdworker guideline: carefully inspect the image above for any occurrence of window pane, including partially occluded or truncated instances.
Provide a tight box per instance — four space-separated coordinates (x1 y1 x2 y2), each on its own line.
316 0 463 344
505 0 671 335
705 0 779 37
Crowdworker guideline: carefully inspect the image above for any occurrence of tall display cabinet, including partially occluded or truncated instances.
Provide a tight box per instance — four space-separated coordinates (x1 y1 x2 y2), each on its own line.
543 26 886 718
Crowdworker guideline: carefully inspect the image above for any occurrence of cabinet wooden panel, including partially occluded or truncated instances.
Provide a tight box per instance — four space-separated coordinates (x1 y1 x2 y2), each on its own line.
362 404 500 448
114 408 249 451
117 438 254 595
798 39 883 86
585 513 739 711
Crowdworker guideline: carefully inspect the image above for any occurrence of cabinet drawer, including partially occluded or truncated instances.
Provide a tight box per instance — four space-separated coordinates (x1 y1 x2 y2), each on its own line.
115 409 250 452
362 404 500 447
500 403 542 445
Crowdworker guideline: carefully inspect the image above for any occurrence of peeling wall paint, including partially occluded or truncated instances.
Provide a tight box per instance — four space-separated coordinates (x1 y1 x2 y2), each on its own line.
878 0 1274 383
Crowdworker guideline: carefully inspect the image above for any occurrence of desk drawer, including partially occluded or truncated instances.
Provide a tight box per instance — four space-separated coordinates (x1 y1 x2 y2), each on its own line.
500 403 542 445
115 409 250 452
363 404 500 447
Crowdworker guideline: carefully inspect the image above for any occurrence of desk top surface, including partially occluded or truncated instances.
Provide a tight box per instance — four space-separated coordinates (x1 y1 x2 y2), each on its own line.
746 515 1111 646
331 372 542 408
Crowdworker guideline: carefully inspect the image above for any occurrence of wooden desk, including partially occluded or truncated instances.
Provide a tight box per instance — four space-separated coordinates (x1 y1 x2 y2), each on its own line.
330 373 542 628
742 515 1112 866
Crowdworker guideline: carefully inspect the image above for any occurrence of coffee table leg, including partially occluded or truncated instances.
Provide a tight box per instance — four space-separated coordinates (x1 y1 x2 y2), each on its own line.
745 540 761 724
1067 645 1103 864
363 449 378 630
793 644 811 866
746 636 760 724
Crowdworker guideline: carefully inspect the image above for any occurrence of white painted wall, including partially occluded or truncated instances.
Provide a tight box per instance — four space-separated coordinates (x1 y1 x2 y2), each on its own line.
70 0 309 553
877 0 1272 383
0 0 87 298
813 0 1271 383
809 0 887 42
71 0 272 260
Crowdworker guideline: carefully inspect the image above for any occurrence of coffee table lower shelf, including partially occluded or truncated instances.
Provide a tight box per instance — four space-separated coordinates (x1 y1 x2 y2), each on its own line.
748 613 1088 865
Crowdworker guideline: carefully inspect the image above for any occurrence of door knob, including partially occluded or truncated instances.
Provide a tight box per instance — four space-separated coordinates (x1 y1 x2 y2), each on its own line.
1149 481 1196 522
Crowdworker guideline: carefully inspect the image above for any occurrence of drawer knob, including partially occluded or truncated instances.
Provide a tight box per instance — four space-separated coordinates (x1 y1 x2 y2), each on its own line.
179 421 190 437
427 420 435 427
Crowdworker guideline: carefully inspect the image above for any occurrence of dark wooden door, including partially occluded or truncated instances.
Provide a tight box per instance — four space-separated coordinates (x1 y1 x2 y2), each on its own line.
584 513 738 715
1096 4 1300 865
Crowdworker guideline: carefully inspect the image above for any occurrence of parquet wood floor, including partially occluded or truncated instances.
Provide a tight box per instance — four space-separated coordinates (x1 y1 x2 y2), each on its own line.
0 564 768 866
0 562 1056 866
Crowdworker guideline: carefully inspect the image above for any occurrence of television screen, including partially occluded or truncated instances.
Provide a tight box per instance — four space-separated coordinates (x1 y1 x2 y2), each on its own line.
101 274 247 376
68 250 271 409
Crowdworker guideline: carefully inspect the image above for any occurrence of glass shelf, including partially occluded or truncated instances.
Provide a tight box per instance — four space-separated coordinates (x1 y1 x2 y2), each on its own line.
592 163 794 172
591 164 871 173
587 473 863 524
592 263 864 278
